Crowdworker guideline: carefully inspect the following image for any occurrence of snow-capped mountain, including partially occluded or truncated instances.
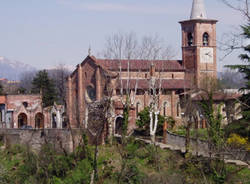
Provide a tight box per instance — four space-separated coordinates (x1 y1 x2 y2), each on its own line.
0 56 36 80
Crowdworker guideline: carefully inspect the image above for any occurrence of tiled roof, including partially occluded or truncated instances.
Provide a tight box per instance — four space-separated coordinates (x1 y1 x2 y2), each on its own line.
95 59 185 72
192 92 242 101
117 79 191 90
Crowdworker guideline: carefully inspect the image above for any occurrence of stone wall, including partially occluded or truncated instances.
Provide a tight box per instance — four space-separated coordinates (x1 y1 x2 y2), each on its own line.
0 129 75 153
166 131 209 156
165 131 250 162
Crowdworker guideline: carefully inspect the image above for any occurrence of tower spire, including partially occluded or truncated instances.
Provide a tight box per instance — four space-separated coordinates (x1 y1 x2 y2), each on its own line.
190 0 207 20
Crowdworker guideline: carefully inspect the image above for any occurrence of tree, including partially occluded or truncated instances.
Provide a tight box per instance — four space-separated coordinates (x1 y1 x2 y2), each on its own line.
32 70 57 107
19 71 37 93
103 31 176 139
225 23 250 120
0 83 3 95
103 32 176 60
218 69 246 89
48 64 71 105
136 107 165 136
220 0 250 120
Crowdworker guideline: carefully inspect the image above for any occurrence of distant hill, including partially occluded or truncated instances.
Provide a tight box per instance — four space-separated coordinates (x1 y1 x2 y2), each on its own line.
0 56 36 80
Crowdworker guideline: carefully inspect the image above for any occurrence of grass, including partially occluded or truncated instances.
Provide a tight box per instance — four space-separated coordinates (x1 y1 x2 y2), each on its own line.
172 128 209 141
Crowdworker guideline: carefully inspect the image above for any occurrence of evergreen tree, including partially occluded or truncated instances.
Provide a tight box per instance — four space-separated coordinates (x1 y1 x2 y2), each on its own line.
0 83 3 95
226 24 250 120
32 70 57 107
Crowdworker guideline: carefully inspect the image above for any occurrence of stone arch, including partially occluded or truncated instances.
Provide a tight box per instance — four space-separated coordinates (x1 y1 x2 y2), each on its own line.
62 112 67 128
52 112 57 128
135 100 142 117
163 101 168 117
114 115 124 135
86 85 96 102
187 32 193 46
35 112 44 129
18 113 27 128
203 32 209 46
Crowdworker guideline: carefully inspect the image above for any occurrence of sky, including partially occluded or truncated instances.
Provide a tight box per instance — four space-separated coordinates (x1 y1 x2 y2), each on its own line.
0 0 246 71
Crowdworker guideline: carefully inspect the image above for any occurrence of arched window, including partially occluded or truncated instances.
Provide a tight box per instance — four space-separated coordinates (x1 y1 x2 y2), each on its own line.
136 102 140 117
86 86 96 102
203 32 209 46
18 113 28 128
163 102 167 117
115 116 124 135
177 102 180 117
52 113 57 128
35 113 44 129
188 33 193 46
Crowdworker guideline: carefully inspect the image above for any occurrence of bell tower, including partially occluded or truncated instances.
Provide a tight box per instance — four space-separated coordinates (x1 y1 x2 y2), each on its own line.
180 0 217 88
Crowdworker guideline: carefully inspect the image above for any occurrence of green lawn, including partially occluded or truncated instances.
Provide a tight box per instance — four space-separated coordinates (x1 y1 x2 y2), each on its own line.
172 128 209 141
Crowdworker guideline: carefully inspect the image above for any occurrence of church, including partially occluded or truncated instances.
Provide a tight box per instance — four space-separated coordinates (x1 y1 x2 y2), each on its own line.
66 0 240 135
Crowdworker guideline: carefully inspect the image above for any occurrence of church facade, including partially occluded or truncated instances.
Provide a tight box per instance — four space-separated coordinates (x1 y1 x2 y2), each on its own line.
66 0 238 134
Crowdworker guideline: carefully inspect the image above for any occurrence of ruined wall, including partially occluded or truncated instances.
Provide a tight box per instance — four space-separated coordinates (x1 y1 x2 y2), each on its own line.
0 129 76 153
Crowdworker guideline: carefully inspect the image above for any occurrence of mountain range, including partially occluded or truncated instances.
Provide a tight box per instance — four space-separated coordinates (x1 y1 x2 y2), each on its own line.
0 56 36 80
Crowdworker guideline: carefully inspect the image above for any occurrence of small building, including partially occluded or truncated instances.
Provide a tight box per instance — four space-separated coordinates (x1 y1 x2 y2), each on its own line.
0 94 66 129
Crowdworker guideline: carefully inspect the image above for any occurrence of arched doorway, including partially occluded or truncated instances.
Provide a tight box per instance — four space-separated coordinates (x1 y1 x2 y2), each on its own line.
115 116 124 135
52 113 57 128
35 113 44 129
62 112 67 128
18 113 27 128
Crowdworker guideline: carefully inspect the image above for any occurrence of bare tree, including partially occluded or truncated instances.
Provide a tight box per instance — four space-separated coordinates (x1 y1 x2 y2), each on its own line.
103 32 177 137
103 31 176 60
220 0 250 21
19 70 37 93
48 64 71 105
218 0 250 58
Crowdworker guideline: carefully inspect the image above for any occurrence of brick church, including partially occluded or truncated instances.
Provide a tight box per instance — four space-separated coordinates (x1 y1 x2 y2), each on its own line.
66 0 237 134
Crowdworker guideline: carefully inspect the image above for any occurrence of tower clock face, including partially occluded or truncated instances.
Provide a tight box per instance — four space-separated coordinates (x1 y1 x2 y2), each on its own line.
200 47 213 63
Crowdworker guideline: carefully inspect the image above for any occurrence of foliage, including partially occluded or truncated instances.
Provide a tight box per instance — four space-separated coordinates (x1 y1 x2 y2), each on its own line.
199 94 224 149
0 83 3 95
165 116 175 130
173 128 209 141
0 139 249 184
32 70 57 107
136 107 165 136
218 70 246 89
226 23 250 120
17 87 27 94
227 133 250 151
224 118 250 139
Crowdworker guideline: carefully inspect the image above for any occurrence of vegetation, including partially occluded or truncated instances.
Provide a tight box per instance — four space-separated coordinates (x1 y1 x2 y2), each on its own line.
0 138 249 184
136 107 165 136
227 133 250 151
31 70 58 107
224 119 250 139
0 83 3 95
226 23 250 120
173 127 209 141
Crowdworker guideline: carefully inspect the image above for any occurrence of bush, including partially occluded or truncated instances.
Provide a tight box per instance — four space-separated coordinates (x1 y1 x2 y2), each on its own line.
224 119 250 139
136 107 165 136
227 133 250 151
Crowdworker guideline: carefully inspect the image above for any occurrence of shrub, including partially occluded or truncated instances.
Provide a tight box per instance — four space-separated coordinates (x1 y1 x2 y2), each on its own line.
227 133 250 151
136 107 165 136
